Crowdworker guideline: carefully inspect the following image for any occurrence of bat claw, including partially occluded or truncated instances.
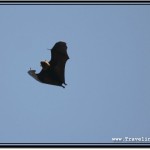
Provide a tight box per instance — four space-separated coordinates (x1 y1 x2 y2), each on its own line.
62 85 65 88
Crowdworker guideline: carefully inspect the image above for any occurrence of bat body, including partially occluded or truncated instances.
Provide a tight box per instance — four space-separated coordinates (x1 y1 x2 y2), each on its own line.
28 41 69 88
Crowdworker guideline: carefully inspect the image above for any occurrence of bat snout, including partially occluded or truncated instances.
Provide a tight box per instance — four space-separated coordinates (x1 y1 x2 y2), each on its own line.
28 70 36 76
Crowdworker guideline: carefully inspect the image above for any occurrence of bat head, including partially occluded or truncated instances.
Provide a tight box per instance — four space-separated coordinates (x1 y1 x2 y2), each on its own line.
28 69 41 82
28 69 36 76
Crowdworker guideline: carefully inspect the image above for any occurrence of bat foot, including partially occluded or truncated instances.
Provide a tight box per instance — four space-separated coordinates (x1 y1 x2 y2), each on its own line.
64 83 67 85
61 85 65 88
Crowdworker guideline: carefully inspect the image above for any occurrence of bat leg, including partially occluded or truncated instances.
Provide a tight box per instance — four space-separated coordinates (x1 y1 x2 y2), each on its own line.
61 85 65 88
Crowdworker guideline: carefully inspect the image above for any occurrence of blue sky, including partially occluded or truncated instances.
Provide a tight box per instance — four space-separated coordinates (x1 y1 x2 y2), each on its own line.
0 4 150 144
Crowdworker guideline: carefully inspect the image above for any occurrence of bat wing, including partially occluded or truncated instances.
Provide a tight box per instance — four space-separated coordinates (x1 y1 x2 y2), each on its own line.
48 41 69 84
36 41 69 87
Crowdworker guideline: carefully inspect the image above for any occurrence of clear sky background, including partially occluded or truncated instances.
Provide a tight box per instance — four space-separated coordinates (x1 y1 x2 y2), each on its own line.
0 4 150 144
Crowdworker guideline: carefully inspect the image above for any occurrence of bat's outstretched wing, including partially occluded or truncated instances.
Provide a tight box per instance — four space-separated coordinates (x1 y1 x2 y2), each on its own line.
48 41 69 84
36 41 69 87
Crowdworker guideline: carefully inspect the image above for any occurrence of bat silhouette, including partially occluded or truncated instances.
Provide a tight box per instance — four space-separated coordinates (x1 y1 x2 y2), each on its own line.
28 41 69 88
